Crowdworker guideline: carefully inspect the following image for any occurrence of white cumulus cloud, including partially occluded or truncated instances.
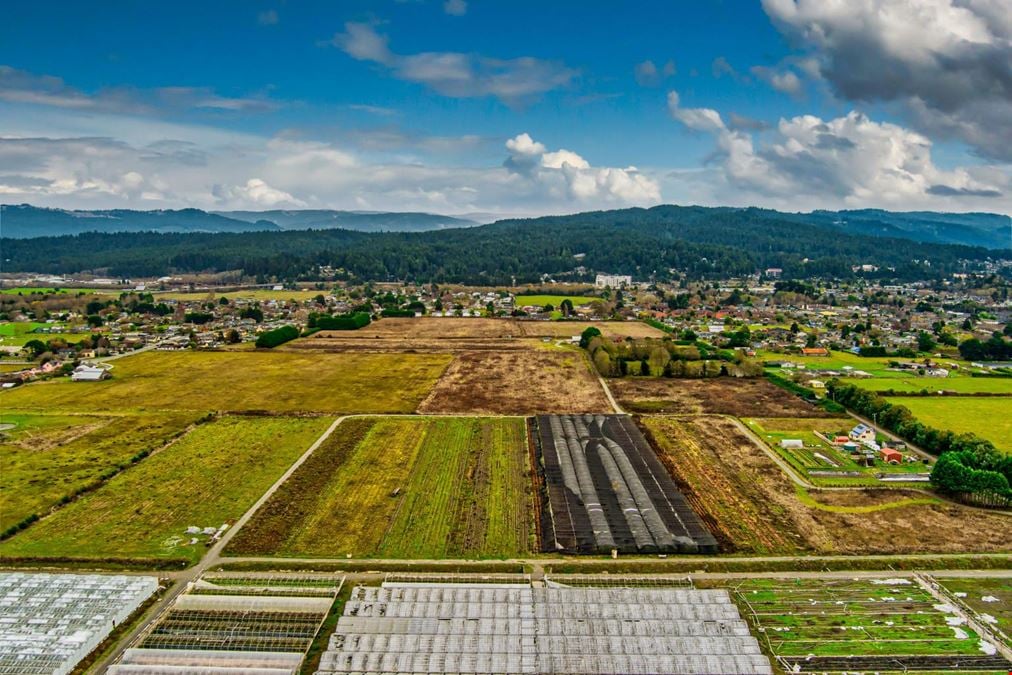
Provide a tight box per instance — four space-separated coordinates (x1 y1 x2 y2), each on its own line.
667 89 1008 211
504 132 661 204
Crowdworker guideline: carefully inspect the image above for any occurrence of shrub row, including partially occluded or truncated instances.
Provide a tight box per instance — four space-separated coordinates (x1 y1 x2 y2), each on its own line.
310 312 371 331
255 325 300 348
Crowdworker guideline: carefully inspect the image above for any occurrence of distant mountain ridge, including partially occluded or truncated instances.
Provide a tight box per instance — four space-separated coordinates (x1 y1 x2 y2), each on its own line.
771 208 1010 250
0 204 477 238
1 203 1007 249
215 209 477 232
4 204 1008 283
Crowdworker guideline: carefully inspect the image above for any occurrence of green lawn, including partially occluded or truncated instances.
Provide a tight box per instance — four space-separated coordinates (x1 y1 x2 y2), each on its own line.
0 415 331 563
759 349 979 378
514 294 596 308
227 416 533 559
844 376 1012 395
0 321 86 347
0 411 198 529
0 349 452 414
887 397 1012 452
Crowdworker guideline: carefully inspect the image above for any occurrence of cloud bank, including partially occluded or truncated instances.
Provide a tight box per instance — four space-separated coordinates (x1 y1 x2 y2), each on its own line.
761 0 1012 160
668 89 1007 211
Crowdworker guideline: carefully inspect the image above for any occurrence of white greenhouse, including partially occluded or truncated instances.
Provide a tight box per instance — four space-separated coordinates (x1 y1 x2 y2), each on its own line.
0 572 158 675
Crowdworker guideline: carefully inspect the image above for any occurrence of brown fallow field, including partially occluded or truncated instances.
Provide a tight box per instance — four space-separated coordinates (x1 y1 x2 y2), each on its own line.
290 317 666 353
417 349 613 415
642 415 1012 556
613 377 840 418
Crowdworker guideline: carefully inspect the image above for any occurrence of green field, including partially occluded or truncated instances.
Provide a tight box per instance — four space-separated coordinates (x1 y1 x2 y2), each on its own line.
735 577 991 662
760 349 980 378
0 350 451 414
0 287 97 295
844 376 1012 394
936 577 1012 642
154 289 329 302
227 416 533 559
0 321 87 347
514 294 596 308
0 415 330 563
0 412 198 529
887 397 1012 452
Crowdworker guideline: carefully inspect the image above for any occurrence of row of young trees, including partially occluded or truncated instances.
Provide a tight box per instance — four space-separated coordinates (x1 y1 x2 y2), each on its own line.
827 381 1011 506
581 327 763 378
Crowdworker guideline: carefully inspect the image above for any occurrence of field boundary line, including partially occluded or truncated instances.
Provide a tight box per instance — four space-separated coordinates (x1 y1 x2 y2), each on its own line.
587 356 623 414
89 415 347 674
213 415 347 556
1 413 213 540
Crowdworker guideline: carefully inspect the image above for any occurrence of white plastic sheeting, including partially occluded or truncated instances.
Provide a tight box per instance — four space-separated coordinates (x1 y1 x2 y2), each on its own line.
317 582 772 674
108 648 304 674
0 572 157 675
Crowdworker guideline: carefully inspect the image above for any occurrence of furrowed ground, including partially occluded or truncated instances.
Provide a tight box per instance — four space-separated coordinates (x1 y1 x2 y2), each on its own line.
227 416 533 559
0 411 198 530
0 350 451 414
641 415 1012 555
613 377 840 417
0 415 331 564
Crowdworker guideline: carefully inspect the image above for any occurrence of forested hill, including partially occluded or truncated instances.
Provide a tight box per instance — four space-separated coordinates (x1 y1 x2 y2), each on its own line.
3 205 1008 283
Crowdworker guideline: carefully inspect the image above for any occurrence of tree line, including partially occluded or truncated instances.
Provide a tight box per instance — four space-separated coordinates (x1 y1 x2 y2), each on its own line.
4 205 1006 283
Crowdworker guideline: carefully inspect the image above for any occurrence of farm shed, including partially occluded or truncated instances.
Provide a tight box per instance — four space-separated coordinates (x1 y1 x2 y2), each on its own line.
318 581 772 674
880 448 903 464
70 364 111 381
0 572 157 675
780 439 804 449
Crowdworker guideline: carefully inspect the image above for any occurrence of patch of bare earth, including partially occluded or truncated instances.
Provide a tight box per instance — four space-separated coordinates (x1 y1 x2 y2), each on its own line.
614 377 838 417
644 415 1012 555
417 350 611 415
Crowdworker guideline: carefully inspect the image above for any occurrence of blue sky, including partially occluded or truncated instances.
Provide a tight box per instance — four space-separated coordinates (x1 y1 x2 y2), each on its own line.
1 1 1009 215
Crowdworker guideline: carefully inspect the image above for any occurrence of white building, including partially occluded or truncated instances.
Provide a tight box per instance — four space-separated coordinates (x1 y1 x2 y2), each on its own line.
594 274 632 289
71 364 111 381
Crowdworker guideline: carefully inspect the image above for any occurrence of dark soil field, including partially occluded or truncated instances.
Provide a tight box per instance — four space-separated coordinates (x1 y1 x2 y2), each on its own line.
613 377 838 417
